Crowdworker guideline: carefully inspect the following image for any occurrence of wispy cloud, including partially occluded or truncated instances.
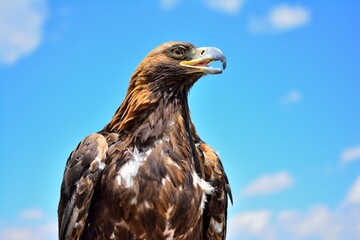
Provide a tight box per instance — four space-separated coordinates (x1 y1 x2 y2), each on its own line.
204 0 245 14
341 144 360 165
291 206 340 238
228 210 272 238
280 90 302 105
47 5 71 43
243 171 294 196
250 4 310 33
277 205 346 240
159 0 245 13
269 4 310 30
228 205 360 240
0 0 48 65
19 209 45 220
1 223 57 240
159 0 179 10
343 176 360 206
230 176 360 240
1 228 32 240
0 208 57 240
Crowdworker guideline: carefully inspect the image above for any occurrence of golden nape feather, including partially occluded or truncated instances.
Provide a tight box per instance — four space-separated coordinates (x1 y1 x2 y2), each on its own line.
58 41 231 240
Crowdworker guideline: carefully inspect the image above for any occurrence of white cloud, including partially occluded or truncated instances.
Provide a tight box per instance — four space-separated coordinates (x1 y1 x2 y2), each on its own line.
204 0 245 14
280 90 302 105
341 144 360 164
289 206 342 239
0 0 48 65
1 208 57 240
250 4 310 33
278 210 297 221
228 210 272 238
19 209 45 220
243 171 294 196
277 205 349 240
344 176 360 206
269 5 310 30
1 228 32 240
1 222 57 240
228 205 360 240
229 177 360 239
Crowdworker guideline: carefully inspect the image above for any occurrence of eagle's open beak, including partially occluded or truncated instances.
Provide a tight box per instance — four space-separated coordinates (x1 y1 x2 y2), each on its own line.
180 47 227 74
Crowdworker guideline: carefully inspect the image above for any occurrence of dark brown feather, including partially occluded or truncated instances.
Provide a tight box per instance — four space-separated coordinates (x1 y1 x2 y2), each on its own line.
58 133 107 239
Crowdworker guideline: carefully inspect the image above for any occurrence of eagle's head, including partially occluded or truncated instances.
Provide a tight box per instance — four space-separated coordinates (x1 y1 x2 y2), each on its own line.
107 41 226 132
131 41 226 93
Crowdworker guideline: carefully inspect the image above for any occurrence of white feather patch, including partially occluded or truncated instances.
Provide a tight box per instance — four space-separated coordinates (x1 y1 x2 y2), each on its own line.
117 147 152 188
210 217 224 233
94 154 106 170
192 172 215 210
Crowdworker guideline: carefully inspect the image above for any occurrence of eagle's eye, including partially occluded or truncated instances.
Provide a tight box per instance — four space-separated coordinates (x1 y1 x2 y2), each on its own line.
169 46 186 60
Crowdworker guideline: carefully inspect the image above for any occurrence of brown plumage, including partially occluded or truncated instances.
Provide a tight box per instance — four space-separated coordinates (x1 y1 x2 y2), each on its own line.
58 41 232 240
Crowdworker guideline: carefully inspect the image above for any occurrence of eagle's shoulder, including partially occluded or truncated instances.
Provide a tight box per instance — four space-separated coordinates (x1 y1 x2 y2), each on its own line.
197 142 232 240
58 133 108 240
197 143 232 197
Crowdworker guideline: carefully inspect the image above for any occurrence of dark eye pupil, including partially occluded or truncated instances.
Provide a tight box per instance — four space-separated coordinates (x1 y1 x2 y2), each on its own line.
174 48 181 55
170 47 186 59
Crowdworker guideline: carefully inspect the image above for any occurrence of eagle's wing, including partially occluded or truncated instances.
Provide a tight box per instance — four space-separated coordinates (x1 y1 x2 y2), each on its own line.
198 143 233 240
58 133 108 240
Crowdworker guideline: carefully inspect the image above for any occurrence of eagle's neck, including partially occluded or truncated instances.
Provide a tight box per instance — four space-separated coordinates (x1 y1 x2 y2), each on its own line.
104 86 202 174
180 94 202 175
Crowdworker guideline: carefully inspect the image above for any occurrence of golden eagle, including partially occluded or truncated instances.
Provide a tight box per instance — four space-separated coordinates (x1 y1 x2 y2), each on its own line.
58 41 232 240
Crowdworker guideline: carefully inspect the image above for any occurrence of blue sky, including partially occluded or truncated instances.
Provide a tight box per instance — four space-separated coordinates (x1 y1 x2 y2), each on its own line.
1 0 360 239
